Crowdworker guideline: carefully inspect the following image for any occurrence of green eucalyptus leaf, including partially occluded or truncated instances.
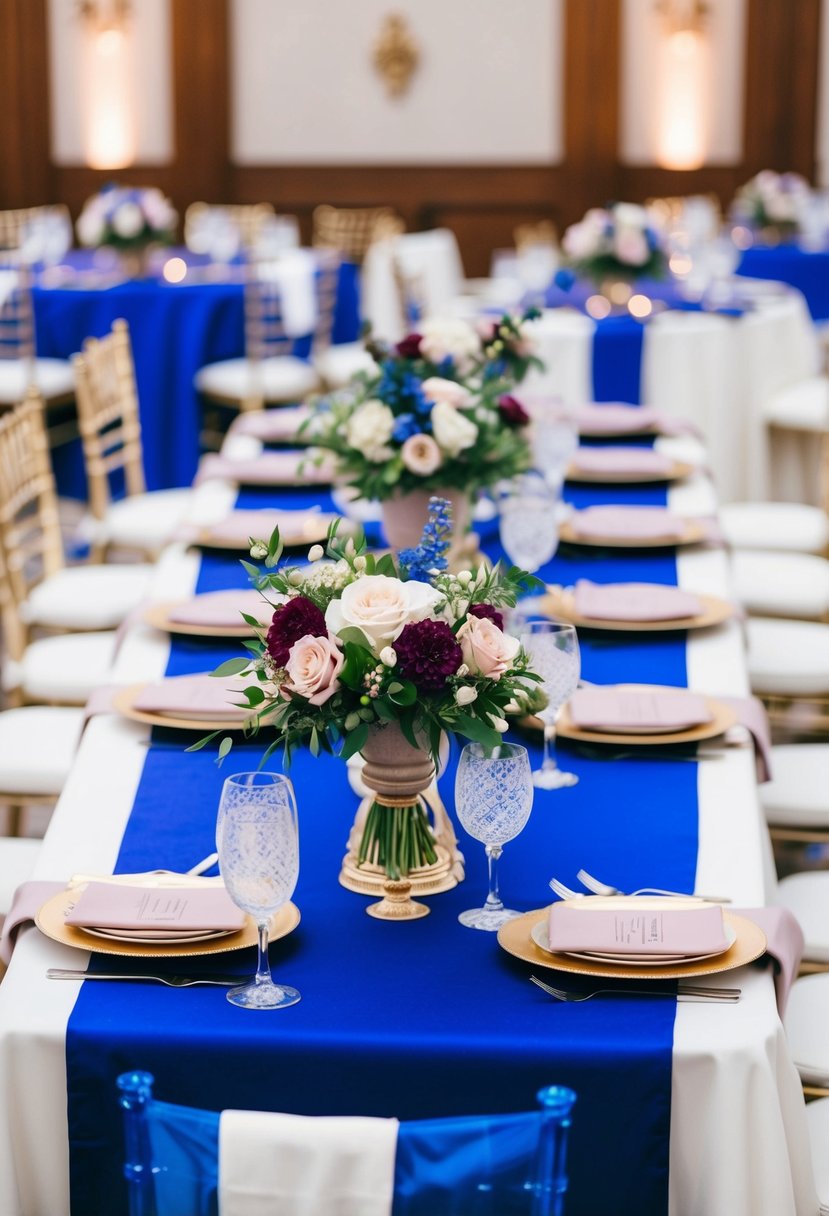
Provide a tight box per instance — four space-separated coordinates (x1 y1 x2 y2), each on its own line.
211 657 251 677
340 721 370 760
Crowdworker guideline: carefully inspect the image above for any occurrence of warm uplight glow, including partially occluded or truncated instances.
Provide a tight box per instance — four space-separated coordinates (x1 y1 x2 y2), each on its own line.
82 23 136 169
628 294 653 318
669 252 694 276
607 281 633 306
655 27 710 170
162 257 187 284
586 295 612 320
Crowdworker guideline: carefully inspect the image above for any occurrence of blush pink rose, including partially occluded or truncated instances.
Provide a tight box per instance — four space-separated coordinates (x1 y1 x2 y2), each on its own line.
283 633 344 706
421 377 474 410
456 615 520 682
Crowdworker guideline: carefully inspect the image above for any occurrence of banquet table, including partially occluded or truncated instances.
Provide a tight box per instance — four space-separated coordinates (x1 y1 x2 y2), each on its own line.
32 255 361 497
737 242 829 323
524 284 819 503
0 435 818 1215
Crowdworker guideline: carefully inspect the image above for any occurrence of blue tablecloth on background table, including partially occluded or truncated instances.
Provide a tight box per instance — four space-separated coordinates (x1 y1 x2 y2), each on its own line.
33 260 360 498
65 464 700 1216
737 241 829 321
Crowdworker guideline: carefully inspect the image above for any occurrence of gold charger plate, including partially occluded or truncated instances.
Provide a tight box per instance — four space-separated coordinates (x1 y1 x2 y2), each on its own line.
36 891 300 959
112 683 254 734
559 517 706 548
498 907 765 981
143 601 267 640
538 588 735 633
564 459 694 485
523 685 737 748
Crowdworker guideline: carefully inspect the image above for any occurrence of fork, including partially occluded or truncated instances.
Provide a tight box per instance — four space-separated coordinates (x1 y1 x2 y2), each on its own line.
576 868 731 904
529 975 740 1003
46 968 242 987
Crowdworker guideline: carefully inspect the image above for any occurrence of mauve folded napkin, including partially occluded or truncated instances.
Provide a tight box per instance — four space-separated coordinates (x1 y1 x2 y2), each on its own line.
568 686 713 732
569 447 676 477
196 450 335 487
733 905 803 1015
167 589 277 629
573 404 696 438
548 897 729 957
230 406 313 443
203 509 330 548
720 695 774 783
570 505 688 541
132 674 252 721
574 580 704 622
64 881 245 933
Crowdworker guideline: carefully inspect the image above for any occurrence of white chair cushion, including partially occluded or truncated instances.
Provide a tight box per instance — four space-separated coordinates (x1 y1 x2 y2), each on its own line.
804 1097 829 1213
762 744 829 827
0 706 84 796
763 375 829 430
195 357 320 404
720 502 829 554
97 488 192 552
785 973 829 1086
21 564 152 630
313 343 376 389
731 550 829 618
776 872 829 963
0 838 41 919
4 631 117 704
746 618 829 696
0 358 74 404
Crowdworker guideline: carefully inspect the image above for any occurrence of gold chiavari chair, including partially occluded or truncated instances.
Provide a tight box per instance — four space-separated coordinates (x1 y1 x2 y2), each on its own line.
72 320 192 559
0 255 74 410
0 204 71 253
184 202 278 253
312 204 404 265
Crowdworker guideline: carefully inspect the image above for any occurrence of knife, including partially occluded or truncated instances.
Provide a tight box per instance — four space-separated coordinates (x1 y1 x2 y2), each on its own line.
47 967 243 987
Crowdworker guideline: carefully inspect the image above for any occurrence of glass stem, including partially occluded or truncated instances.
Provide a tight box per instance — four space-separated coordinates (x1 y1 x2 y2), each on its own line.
255 920 272 986
484 844 505 912
543 721 559 773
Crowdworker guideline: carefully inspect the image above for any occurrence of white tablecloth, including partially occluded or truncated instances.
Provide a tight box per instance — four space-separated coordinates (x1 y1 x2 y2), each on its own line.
0 471 818 1216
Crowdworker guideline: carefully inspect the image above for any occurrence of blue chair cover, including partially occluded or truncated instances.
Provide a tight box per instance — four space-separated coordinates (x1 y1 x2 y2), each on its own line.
118 1072 576 1216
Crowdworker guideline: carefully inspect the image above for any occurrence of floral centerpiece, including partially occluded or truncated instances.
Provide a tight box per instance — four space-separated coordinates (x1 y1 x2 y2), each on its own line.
559 202 667 285
731 171 812 240
306 311 541 552
204 500 544 888
76 185 177 266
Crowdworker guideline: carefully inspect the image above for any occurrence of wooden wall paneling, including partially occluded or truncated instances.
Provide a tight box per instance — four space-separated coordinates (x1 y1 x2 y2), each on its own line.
0 0 52 207
170 0 230 205
743 0 822 179
563 0 621 216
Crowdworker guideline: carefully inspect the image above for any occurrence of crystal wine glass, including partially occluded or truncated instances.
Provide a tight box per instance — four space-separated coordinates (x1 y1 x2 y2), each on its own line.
216 772 300 1010
499 472 560 573
520 621 581 790
454 741 534 931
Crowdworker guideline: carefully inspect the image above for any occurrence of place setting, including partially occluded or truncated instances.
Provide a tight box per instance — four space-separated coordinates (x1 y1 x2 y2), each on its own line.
190 506 337 553
558 504 709 548
112 672 257 733
195 448 336 489
143 588 279 639
571 403 693 440
564 445 695 485
539 578 735 633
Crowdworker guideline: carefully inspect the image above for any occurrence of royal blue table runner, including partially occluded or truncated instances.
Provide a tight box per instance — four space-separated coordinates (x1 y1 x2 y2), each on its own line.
66 475 697 1215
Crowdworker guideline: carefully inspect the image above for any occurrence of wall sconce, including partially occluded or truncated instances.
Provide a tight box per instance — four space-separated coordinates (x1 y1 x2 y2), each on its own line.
654 0 710 170
76 0 136 170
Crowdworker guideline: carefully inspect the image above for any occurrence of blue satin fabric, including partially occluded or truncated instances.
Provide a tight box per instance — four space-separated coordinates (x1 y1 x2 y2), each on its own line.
140 1096 559 1216
33 263 360 498
737 242 829 321
66 469 695 1215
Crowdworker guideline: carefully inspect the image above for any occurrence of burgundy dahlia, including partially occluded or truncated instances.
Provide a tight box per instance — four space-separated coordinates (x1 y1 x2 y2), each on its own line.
266 596 327 668
394 619 463 692
498 394 530 427
395 332 423 359
467 602 505 632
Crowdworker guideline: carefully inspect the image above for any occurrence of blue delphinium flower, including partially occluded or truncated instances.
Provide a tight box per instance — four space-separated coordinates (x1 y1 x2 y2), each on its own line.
398 497 452 583
392 413 420 442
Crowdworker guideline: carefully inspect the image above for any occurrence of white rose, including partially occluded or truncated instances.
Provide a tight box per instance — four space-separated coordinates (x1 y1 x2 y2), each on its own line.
345 399 395 463
76 210 105 247
613 203 648 228
419 318 480 373
455 685 477 706
421 377 473 410
112 201 145 239
401 432 442 476
613 229 649 266
379 646 397 667
325 574 441 649
431 400 478 458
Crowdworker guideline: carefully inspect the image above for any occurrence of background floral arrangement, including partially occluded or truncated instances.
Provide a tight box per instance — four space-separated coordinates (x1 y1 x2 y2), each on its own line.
560 202 667 283
203 500 544 877
76 184 178 250
306 311 541 502
732 170 811 236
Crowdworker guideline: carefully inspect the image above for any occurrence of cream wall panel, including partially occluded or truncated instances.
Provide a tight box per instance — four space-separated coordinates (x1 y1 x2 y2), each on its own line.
48 0 174 166
620 0 746 167
230 0 562 165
